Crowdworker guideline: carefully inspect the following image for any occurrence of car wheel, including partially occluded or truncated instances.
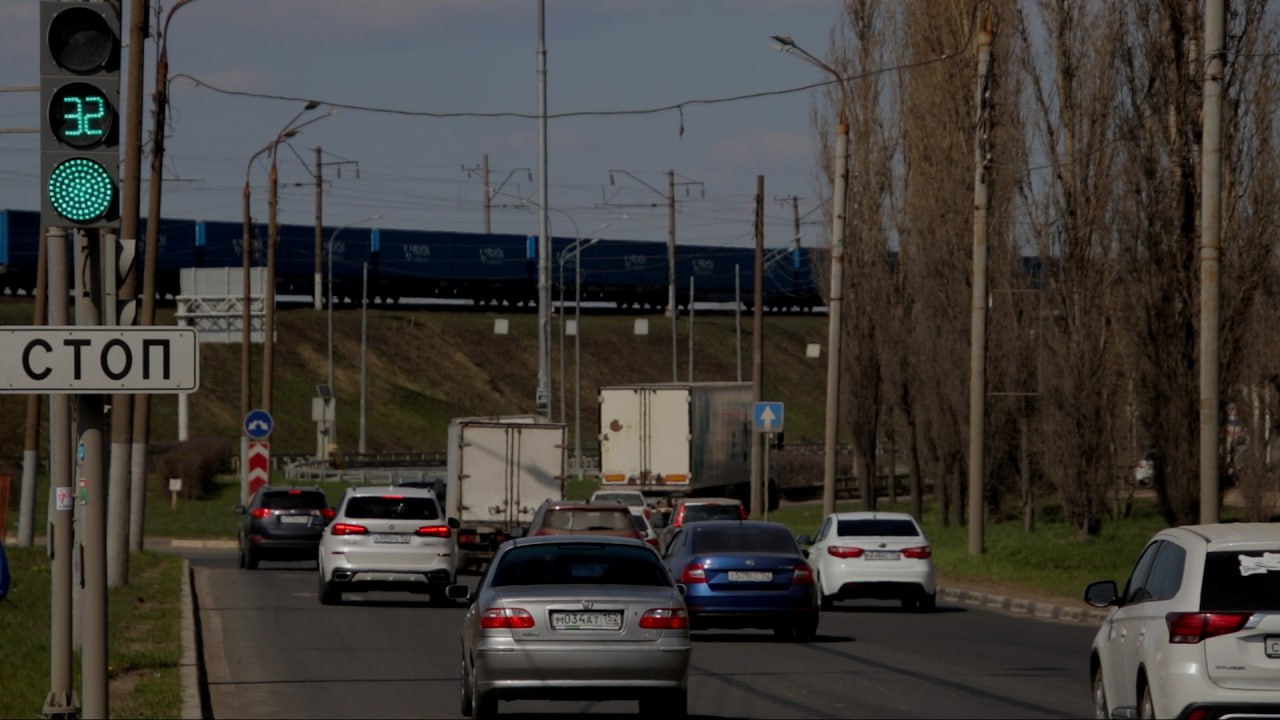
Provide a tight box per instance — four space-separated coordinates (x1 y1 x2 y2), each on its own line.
900 597 917 610
917 593 936 612
639 688 687 717
820 592 835 611
460 656 474 717
1091 668 1109 720
318 573 341 606
1137 682 1155 720
237 546 246 569
772 624 796 640
244 548 259 570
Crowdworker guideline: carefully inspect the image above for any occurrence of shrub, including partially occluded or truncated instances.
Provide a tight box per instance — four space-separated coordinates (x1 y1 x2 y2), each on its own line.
150 437 233 499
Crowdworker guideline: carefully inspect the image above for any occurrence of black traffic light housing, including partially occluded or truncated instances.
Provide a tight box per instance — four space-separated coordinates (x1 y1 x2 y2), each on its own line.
39 0 122 228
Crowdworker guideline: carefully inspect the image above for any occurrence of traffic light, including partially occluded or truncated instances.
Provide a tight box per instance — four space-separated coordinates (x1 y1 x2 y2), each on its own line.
40 0 122 228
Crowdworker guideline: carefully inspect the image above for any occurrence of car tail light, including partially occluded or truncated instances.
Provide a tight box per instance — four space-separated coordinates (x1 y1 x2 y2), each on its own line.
673 507 685 527
480 608 535 629
287 489 302 495
250 508 272 519
1166 612 1252 643
792 562 814 585
828 545 864 559
330 523 369 536
640 608 689 629
739 506 749 520
320 508 335 521
416 525 451 538
381 495 404 500
902 546 932 559
680 563 707 584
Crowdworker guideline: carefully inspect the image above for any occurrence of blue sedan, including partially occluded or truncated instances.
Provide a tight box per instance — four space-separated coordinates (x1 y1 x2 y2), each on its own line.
661 520 819 641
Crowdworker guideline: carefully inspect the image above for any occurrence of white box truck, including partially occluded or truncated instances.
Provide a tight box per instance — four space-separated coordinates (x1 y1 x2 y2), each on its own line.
445 415 566 573
598 382 755 505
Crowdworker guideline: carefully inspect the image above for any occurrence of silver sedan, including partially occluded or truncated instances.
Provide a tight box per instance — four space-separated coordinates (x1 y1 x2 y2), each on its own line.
449 535 691 718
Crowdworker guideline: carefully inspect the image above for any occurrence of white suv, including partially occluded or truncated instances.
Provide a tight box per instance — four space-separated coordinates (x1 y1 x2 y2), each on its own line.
318 485 458 605
1085 523 1280 720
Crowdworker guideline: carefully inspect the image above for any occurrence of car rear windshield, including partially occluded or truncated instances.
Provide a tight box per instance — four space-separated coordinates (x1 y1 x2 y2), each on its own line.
837 519 920 537
594 493 645 507
691 525 797 555
681 504 742 523
343 496 440 521
262 491 327 510
1200 549 1280 612
491 543 670 587
542 509 633 532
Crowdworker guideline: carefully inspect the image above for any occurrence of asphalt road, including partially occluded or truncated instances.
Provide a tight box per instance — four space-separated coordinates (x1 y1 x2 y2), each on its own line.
185 549 1097 719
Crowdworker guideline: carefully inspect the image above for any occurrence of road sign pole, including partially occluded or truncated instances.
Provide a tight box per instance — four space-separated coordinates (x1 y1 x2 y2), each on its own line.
763 436 771 522
240 435 249 505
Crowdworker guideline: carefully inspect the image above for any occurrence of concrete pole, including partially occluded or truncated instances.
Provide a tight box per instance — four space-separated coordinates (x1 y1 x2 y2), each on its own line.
751 176 765 517
75 230 107 719
822 115 849 520
264 151 280 416
314 146 323 311
359 262 368 453
18 224 48 547
574 250 584 481
967 15 993 556
688 276 695 382
44 226 76 719
1199 0 1225 524
482 153 491 235
735 264 742 382
536 0 551 419
668 169 678 382
134 0 196 553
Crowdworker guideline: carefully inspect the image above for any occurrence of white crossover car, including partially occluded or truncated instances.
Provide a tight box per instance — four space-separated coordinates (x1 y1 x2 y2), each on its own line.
801 511 936 611
1085 523 1280 720
318 485 458 605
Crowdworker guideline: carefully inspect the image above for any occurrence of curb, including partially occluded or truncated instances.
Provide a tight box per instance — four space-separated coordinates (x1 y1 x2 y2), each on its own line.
938 586 1109 624
180 559 200 720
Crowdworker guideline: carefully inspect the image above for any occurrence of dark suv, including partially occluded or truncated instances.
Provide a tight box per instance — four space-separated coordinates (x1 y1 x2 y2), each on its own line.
235 486 334 569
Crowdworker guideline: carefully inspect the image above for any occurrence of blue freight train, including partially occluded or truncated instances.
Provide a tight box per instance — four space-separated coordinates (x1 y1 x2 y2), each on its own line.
0 209 822 311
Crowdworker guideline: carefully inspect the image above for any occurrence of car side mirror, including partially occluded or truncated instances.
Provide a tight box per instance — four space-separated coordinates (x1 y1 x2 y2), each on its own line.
233 505 246 515
1084 580 1120 608
796 534 812 546
675 583 688 597
801 549 809 559
448 517 460 530
445 584 472 603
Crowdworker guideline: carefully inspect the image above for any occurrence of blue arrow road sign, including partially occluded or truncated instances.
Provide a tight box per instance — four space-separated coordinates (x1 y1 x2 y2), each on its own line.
753 402 784 433
244 409 273 439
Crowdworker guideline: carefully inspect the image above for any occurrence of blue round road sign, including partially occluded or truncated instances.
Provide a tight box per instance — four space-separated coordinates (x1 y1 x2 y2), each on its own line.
243 409 273 439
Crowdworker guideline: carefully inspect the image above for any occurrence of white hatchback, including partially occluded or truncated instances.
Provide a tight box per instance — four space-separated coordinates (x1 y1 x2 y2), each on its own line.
801 511 936 611
1085 523 1280 720
317 485 458 605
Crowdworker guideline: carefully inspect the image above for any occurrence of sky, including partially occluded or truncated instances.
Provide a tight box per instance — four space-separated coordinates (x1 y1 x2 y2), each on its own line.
0 0 848 249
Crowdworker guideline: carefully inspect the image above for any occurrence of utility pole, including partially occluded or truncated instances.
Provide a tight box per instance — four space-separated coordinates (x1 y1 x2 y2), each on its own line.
17 229 48 548
602 168 703 383
668 169 678 382
108 0 148 588
967 11 994 556
536 0 551 419
1199 0 1224 524
313 147 359 310
751 176 765 518
463 156 532 234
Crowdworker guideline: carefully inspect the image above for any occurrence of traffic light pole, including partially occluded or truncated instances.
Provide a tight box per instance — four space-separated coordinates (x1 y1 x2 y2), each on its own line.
44 226 77 720
75 229 109 719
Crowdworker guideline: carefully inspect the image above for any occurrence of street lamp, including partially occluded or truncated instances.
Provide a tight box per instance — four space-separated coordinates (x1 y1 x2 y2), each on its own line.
262 104 336 417
557 224 610 472
327 213 382 451
772 34 849 518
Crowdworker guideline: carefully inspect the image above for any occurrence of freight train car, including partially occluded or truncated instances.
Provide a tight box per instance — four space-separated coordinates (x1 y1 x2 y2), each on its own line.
0 209 822 311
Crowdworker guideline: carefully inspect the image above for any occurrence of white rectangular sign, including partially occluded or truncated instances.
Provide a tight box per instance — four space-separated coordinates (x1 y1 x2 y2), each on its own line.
0 327 199 393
